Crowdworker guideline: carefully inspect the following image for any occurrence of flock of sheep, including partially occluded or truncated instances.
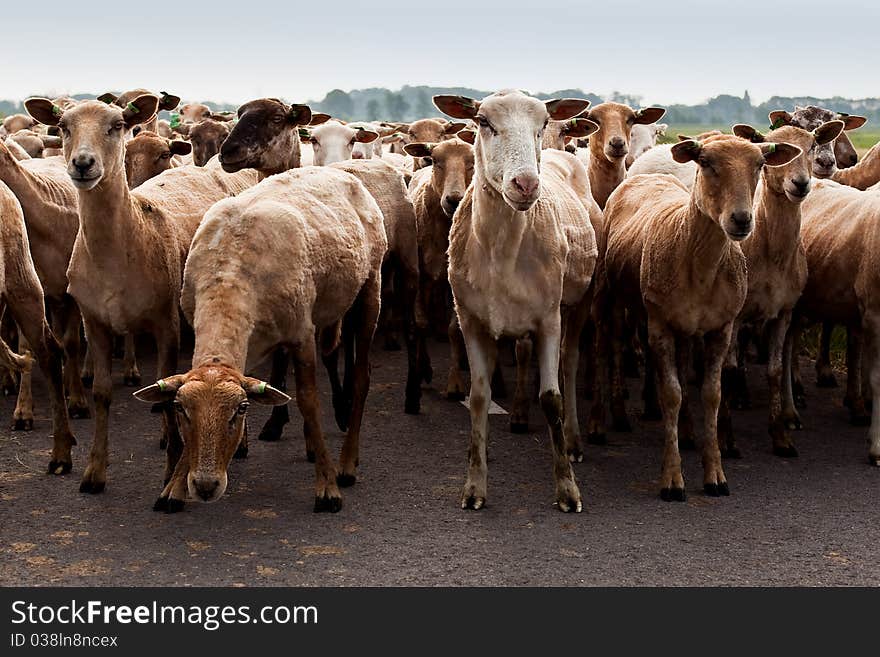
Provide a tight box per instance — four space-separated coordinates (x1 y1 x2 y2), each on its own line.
0 86 878 515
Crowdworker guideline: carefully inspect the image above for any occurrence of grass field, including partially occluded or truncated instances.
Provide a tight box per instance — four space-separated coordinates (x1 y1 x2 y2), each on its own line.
661 125 880 155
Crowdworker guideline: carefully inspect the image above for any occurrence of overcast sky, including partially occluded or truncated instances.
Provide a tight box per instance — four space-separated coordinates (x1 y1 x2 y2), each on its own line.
4 0 878 106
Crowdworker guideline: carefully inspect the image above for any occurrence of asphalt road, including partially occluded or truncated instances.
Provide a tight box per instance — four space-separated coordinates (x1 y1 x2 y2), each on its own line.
1 335 878 586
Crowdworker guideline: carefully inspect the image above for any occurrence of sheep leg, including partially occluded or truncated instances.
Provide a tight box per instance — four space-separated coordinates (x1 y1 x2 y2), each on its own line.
79 320 113 493
863 311 880 466
729 324 751 410
587 311 608 445
402 262 421 415
81 343 93 388
581 319 596 400
701 327 731 496
766 313 798 457
609 302 631 431
789 319 806 408
259 347 291 442
379 261 400 351
0 309 19 395
648 321 685 501
640 323 662 421
293 339 341 512
562 299 589 463
459 311 497 510
845 326 870 426
815 321 838 387
6 286 76 476
446 313 467 401
11 330 33 431
414 275 433 386
510 337 532 433
537 312 582 513
338 272 381 486
122 333 141 386
54 296 90 418
676 335 695 450
780 321 803 431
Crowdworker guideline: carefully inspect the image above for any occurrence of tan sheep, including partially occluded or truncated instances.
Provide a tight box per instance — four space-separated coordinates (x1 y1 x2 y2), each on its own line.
26 94 260 495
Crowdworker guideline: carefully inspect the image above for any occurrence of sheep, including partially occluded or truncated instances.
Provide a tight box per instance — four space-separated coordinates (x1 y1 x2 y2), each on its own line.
626 131 726 191
595 134 800 501
769 106 866 175
188 119 231 167
124 131 192 188
2 114 36 136
626 122 668 168
97 89 181 139
718 120 844 459
433 90 598 512
396 119 468 170
178 102 213 124
25 94 261 494
133 166 387 512
793 179 880 465
581 102 666 208
303 120 380 166
0 181 77 473
6 130 62 159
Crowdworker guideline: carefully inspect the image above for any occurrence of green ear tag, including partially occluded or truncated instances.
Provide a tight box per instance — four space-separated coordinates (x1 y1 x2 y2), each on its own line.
157 379 167 391
51 105 62 117
126 102 139 114
169 113 180 129
769 117 784 130
767 143 776 154
257 382 267 394
298 128 310 139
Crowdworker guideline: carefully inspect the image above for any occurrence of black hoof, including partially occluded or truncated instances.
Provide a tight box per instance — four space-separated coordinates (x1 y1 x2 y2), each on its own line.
12 418 34 431
314 494 342 513
337 473 356 487
404 399 421 415
704 482 730 497
462 495 485 510
816 374 838 388
153 496 168 512
123 374 142 387
773 445 799 458
79 480 105 494
850 413 871 427
612 417 632 432
785 417 804 431
68 405 90 419
258 423 284 442
640 409 662 422
165 498 185 513
660 487 686 502
721 446 742 459
47 460 72 475
81 375 94 388
679 437 696 451
421 364 433 385
446 391 466 402
509 421 529 434
568 448 584 463
306 450 316 463
233 444 248 459
587 432 606 445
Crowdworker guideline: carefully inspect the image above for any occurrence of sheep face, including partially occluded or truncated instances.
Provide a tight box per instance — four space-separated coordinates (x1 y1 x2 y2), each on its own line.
189 119 230 167
770 106 866 176
307 121 378 166
124 131 191 188
179 103 212 124
220 98 311 174
406 139 476 217
672 135 801 241
434 90 590 212
133 365 289 503
25 96 160 191
585 102 666 164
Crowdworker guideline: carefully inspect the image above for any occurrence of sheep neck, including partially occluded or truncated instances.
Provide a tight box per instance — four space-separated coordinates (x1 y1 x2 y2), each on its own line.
746 179 802 269
75 159 136 254
471 172 530 267
682 195 735 282
588 148 626 208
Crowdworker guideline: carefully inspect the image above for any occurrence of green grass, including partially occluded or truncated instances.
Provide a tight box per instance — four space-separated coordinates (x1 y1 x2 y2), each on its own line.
659 125 880 156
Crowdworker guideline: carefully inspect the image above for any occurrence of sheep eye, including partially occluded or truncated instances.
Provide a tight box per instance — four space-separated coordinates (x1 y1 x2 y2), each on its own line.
161 152 172 159
237 401 249 416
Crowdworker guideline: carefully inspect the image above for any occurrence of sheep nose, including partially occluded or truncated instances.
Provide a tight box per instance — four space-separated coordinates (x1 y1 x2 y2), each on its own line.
512 174 539 197
609 137 625 149
192 478 220 501
792 178 810 195
71 154 95 173
442 193 463 214
352 150 364 159
731 211 752 230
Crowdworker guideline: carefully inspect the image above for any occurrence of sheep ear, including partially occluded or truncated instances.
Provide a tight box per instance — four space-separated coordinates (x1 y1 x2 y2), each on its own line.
433 95 479 120
563 118 599 139
814 120 845 146
287 104 312 126
97 92 118 105
837 113 867 131
124 94 160 128
732 124 765 143
546 98 591 121
403 142 434 158
444 122 467 135
133 375 185 403
158 91 181 111
655 123 668 136
169 140 192 156
671 139 702 164
761 142 802 167
768 110 792 130
309 112 331 126
242 378 291 406
457 130 476 145
25 98 63 127
355 129 379 144
634 107 666 125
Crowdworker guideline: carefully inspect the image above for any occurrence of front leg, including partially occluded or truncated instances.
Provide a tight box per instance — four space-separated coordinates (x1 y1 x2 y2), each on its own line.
537 312 582 513
11 331 33 431
446 313 467 401
561 299 590 462
767 313 798 457
702 326 732 496
647 320 684 501
79 319 114 493
457 310 496 510
122 333 141 386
